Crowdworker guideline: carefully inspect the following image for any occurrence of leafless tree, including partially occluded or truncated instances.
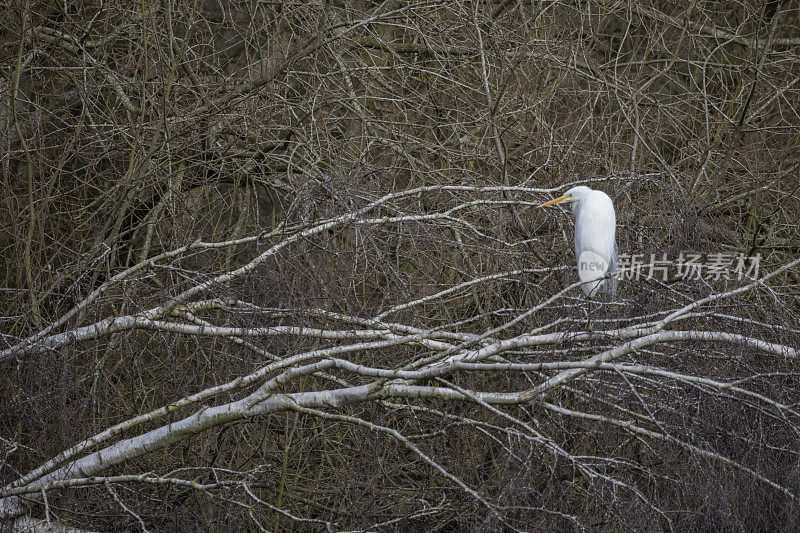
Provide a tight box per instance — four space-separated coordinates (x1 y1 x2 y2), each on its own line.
2 1 800 530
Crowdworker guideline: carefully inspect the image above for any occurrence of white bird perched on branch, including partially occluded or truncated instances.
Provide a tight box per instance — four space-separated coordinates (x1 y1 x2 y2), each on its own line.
538 185 618 298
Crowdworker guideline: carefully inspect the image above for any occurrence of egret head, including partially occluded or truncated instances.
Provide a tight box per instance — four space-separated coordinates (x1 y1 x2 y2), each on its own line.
537 186 592 216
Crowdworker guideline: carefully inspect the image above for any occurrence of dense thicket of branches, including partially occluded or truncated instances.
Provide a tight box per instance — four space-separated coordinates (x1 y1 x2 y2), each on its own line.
2 0 800 531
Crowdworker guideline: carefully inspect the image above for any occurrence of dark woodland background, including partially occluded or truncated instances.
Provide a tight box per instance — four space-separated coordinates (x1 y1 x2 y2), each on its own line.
2 1 800 531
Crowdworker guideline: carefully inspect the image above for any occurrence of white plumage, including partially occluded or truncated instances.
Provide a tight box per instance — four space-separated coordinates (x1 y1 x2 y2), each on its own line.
538 185 618 297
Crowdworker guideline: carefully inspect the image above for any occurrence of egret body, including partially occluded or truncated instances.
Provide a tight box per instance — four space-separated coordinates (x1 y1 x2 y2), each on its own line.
538 186 618 297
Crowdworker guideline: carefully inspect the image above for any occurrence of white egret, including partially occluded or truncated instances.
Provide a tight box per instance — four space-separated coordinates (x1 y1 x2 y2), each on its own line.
538 185 618 298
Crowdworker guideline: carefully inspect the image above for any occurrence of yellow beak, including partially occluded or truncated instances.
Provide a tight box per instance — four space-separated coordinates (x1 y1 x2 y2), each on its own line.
537 195 568 208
